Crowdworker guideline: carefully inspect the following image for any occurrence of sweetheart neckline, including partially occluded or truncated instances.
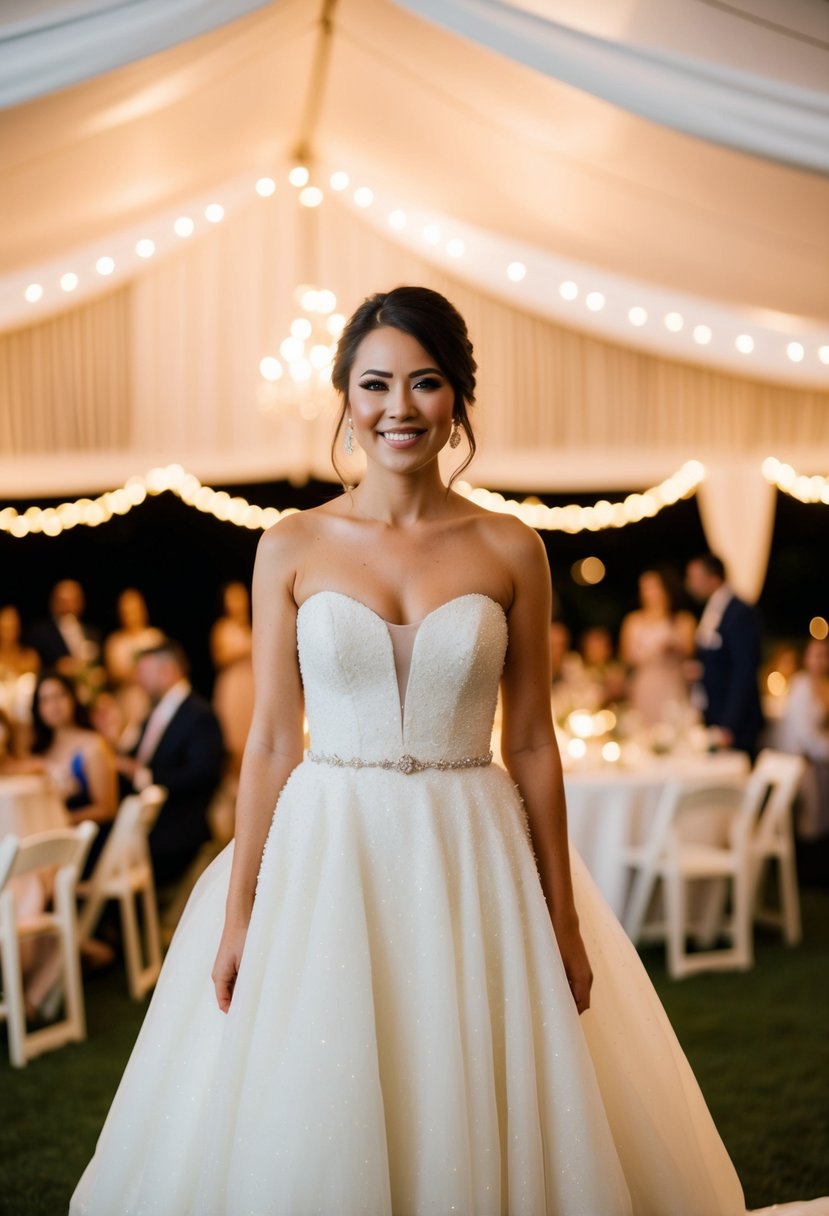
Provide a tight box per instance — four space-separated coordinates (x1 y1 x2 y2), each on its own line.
296 590 507 631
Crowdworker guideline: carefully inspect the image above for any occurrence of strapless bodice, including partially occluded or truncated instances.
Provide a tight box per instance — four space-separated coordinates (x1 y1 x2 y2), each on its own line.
296 592 508 765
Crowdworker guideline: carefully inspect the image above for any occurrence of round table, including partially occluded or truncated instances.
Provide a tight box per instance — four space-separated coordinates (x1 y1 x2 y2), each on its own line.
0 774 69 838
564 751 750 918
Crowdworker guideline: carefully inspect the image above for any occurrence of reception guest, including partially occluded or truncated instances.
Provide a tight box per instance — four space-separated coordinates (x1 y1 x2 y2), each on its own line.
620 569 696 726
210 581 254 777
777 637 829 841
685 553 763 755
117 640 224 886
27 580 102 691
0 605 40 678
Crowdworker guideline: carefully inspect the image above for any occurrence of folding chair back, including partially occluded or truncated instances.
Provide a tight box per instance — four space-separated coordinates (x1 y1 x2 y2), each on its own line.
0 822 97 1067
76 785 166 998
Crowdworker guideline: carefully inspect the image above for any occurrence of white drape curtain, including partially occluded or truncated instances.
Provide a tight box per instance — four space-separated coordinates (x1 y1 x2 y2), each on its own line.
0 0 271 108
1 193 827 595
2 193 828 481
395 0 829 174
697 467 778 603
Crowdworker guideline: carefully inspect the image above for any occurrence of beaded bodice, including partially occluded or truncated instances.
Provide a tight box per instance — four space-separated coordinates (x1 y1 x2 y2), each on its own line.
296 592 508 765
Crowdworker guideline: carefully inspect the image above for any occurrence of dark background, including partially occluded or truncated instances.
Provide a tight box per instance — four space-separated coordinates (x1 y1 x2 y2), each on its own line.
1 478 826 696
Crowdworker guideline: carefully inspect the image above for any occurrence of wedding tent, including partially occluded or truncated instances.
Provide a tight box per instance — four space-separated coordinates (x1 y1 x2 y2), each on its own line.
1 0 828 598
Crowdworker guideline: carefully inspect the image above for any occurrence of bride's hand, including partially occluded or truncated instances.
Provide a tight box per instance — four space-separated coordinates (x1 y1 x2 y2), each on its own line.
212 922 248 1013
555 922 593 1015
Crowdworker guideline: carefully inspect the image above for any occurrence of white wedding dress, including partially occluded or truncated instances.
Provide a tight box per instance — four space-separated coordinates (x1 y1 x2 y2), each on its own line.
72 591 780 1214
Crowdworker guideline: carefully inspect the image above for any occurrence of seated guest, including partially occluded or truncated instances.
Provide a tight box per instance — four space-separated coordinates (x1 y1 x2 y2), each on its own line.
685 553 763 755
30 670 118 871
0 706 43 774
116 640 224 886
104 588 165 738
0 604 40 678
620 569 696 726
777 637 829 841
579 626 627 709
27 580 103 695
549 620 584 719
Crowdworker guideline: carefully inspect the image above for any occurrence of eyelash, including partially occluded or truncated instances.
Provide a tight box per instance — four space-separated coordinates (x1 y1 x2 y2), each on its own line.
358 378 443 392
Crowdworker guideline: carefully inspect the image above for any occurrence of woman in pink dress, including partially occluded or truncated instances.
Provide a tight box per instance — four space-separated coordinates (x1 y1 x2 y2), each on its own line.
620 568 696 727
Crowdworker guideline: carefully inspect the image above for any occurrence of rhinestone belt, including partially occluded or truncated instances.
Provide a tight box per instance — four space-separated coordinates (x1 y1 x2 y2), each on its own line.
306 749 493 776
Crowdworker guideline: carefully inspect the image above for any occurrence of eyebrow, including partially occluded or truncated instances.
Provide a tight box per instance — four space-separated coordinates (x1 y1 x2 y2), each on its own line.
358 367 443 378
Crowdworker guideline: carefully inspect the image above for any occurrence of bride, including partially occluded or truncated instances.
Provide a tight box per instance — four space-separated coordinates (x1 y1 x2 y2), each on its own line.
71 287 812 1215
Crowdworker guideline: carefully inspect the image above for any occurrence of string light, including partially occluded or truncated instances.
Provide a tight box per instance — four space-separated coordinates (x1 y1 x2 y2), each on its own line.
762 457 829 504
2 461 708 540
454 461 706 532
10 163 827 381
0 466 296 539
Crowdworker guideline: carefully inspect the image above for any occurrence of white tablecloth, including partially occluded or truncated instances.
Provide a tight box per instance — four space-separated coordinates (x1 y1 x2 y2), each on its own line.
0 774 69 838
565 752 750 918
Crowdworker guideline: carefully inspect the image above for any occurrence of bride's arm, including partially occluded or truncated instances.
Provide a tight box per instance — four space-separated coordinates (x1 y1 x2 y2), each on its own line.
212 522 305 1012
497 522 593 1014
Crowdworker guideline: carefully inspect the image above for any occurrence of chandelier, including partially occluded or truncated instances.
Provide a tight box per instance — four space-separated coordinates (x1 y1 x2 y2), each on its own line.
257 281 344 421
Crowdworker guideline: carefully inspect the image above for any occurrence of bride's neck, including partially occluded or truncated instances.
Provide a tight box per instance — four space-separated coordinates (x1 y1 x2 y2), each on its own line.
351 463 449 526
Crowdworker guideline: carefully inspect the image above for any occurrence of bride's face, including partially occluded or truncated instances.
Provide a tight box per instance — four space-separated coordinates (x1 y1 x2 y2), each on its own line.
347 327 455 472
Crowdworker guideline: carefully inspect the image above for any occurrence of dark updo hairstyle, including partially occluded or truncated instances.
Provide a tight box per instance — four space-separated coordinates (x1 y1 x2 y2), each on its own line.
31 669 89 754
330 286 477 488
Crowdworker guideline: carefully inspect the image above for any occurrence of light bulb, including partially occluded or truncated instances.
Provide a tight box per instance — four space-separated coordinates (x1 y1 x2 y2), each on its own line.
60 272 79 292
259 357 283 382
136 239 155 258
693 324 712 345
507 262 526 282
787 341 804 363
326 313 346 337
205 203 224 222
664 311 684 332
423 224 441 245
628 306 647 326
255 177 276 197
586 292 605 311
559 281 578 301
174 216 194 237
354 187 373 208
96 256 115 276
280 336 304 361
446 238 465 258
289 166 310 187
329 171 349 191
316 289 336 314
299 185 324 208
24 283 43 302
388 210 406 230
290 318 312 340
736 334 754 354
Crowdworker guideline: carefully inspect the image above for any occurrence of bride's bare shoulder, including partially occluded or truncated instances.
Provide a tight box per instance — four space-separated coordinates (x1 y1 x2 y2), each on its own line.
257 498 350 570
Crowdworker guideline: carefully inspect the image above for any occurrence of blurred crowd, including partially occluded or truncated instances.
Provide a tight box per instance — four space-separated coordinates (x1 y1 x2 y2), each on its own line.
0 579 255 888
551 554 829 842
1 553 827 883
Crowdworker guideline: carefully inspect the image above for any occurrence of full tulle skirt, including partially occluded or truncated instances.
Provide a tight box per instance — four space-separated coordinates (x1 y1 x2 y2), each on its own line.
71 761 744 1216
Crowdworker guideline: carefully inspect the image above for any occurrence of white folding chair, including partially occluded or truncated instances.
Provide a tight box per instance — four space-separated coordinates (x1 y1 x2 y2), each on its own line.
622 771 759 978
0 822 98 1067
76 785 167 1000
748 750 805 945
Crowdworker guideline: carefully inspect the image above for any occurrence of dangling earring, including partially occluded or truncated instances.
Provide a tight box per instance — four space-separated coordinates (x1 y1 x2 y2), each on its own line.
449 419 461 449
344 417 355 455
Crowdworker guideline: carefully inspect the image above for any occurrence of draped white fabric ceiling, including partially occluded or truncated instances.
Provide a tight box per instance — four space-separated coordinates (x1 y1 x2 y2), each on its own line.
1 0 828 556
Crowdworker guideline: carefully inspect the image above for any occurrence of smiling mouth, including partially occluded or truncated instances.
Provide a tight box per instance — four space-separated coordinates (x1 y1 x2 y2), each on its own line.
378 430 426 445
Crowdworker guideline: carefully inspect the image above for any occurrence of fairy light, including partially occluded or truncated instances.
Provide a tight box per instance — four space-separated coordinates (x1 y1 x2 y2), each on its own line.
24 284 43 302
255 177 276 197
507 262 526 282
762 457 829 505
0 466 297 539
2 461 710 540
95 257 115 276
559 281 578 301
446 238 465 258
454 461 706 532
288 166 310 187
353 187 373 208
205 203 224 223
388 210 407 230
60 272 78 292
135 239 155 258
329 171 349 191
174 217 194 238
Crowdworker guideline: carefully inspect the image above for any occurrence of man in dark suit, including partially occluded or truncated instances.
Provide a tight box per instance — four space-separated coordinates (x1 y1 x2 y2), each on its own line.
686 553 764 756
27 579 102 677
117 639 225 886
